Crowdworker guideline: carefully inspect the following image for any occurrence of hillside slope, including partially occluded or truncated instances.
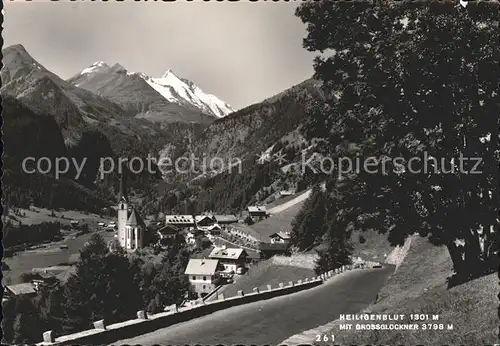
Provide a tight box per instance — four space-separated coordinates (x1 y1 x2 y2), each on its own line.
2 44 207 209
2 45 127 136
189 78 323 164
248 201 306 242
165 79 325 213
323 236 498 345
3 95 109 211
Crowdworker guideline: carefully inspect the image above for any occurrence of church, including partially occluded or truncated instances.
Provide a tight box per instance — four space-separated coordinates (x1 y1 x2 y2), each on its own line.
115 171 145 251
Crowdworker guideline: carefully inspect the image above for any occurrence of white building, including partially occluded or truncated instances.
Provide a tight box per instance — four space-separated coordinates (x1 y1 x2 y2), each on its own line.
116 173 145 250
247 206 268 221
165 215 195 228
157 224 180 247
208 246 247 273
184 258 223 298
269 231 291 244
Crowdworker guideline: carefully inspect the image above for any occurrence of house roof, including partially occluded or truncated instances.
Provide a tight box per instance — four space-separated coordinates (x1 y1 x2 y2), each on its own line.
36 272 57 280
214 215 238 223
165 215 195 224
209 247 247 260
207 224 222 231
248 206 267 213
195 215 215 222
270 231 291 240
184 259 220 275
158 224 179 235
6 283 37 295
127 208 145 227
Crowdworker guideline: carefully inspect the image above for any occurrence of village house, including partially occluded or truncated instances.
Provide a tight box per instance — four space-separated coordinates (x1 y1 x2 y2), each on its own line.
105 222 116 231
205 224 222 237
213 214 239 225
195 215 216 228
247 206 269 222
4 283 38 299
259 242 290 259
165 215 195 228
184 258 224 298
269 231 291 244
24 271 61 291
185 227 205 245
245 250 262 264
157 224 180 246
208 246 247 273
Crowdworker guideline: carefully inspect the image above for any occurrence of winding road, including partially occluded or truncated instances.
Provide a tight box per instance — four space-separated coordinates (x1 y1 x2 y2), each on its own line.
267 189 312 214
113 266 394 345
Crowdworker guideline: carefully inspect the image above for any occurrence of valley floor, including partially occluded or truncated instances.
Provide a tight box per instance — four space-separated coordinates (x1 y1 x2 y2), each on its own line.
3 207 116 285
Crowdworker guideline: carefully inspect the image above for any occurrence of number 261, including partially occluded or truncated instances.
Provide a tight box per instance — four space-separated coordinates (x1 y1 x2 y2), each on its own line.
315 334 335 342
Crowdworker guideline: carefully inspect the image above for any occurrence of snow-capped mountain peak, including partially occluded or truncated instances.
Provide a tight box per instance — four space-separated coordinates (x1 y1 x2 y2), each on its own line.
80 61 110 75
141 70 235 118
153 69 183 88
161 69 174 78
71 61 235 119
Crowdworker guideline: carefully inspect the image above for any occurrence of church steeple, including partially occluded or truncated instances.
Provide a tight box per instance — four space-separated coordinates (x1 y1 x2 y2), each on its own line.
118 165 128 203
117 165 129 249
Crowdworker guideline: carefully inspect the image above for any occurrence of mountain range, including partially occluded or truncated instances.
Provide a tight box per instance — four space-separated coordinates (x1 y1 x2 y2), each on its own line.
2 43 325 213
68 61 234 122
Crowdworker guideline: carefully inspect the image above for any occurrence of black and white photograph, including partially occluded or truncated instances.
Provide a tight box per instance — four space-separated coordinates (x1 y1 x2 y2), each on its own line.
1 0 499 345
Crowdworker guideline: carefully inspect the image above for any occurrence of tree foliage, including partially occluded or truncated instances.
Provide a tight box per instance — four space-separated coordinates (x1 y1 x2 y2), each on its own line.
12 296 44 344
290 184 329 250
314 227 353 275
296 0 499 282
3 221 63 249
60 234 143 333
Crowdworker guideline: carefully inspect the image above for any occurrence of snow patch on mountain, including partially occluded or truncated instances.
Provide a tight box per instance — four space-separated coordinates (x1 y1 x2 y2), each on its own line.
80 61 110 75
141 69 235 118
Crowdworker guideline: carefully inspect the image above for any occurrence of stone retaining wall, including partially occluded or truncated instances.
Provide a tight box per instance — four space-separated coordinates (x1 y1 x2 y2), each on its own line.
37 264 364 345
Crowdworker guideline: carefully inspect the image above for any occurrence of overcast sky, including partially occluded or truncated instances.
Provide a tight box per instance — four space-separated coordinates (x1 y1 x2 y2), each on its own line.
3 1 317 110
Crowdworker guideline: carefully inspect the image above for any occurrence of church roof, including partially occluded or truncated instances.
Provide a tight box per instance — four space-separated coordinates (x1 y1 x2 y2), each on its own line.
127 208 144 227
